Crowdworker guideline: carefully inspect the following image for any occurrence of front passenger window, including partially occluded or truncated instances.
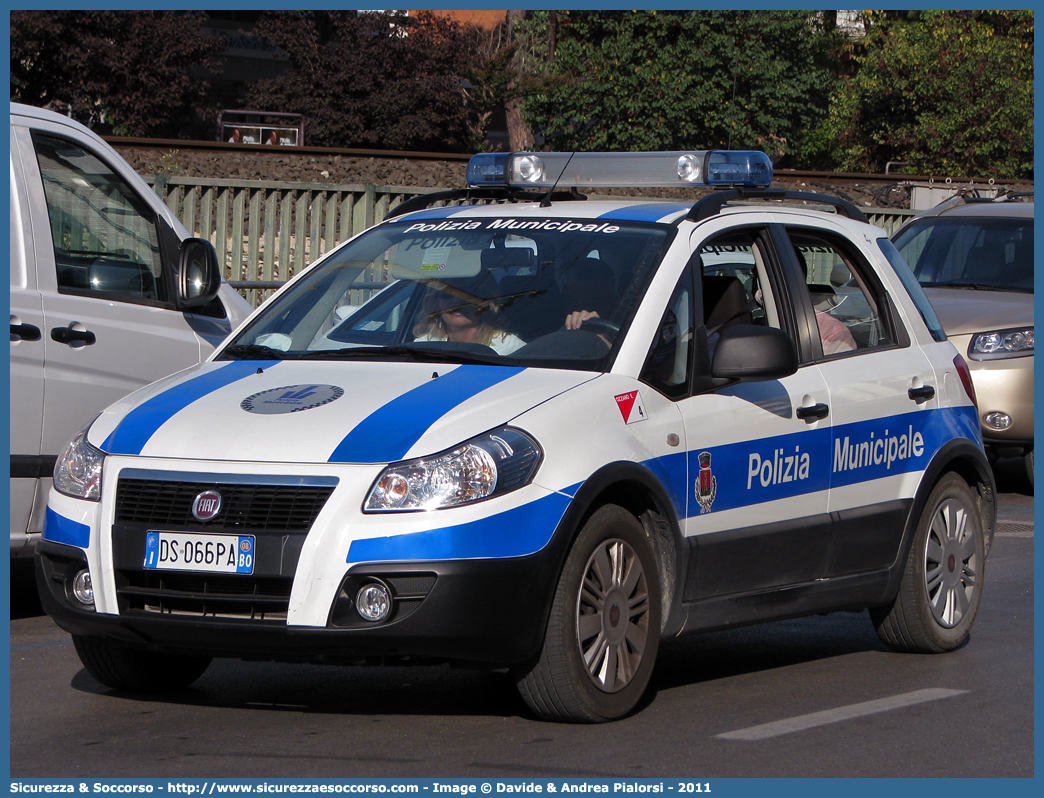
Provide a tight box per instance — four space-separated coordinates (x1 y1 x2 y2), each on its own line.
32 132 166 303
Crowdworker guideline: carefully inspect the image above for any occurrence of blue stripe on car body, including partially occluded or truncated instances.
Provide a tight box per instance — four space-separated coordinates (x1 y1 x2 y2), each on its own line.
347 490 572 563
43 507 90 549
329 365 526 464
684 405 979 517
101 361 278 455
598 203 690 223
396 207 467 221
344 407 978 566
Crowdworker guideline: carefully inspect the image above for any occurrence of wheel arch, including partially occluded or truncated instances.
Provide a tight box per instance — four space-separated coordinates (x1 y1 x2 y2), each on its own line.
879 438 996 606
554 461 688 637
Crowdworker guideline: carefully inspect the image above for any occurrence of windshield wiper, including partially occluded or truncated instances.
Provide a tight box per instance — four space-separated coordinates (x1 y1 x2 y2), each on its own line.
481 288 548 310
922 281 1014 292
303 345 504 365
219 344 289 360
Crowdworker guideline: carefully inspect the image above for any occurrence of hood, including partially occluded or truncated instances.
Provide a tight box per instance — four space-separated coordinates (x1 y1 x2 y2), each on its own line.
90 360 597 465
922 287 1034 336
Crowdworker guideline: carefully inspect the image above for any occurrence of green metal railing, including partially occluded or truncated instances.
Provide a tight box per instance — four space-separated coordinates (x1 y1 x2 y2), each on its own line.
147 175 917 307
147 176 437 306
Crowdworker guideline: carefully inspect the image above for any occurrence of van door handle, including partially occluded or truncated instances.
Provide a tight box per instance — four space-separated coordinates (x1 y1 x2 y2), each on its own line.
908 385 936 404
796 402 830 422
50 325 97 346
10 322 41 341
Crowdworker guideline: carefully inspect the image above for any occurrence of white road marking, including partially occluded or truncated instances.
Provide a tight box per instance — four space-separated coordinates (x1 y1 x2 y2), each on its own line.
717 688 968 741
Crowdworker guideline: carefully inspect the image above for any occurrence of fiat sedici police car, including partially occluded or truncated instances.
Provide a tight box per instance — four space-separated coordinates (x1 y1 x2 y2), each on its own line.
38 151 994 722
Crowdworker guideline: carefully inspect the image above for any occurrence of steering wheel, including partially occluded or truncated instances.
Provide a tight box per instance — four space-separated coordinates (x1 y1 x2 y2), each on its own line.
579 317 620 342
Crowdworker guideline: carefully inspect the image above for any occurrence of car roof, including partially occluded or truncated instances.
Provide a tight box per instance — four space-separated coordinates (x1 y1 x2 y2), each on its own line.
914 198 1033 220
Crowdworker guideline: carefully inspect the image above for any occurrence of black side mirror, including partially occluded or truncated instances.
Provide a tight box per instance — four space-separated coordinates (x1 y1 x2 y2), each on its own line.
177 238 221 308
712 324 797 381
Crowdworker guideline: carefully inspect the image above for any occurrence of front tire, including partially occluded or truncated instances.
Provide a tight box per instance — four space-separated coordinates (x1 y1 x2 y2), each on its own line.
513 504 661 722
871 473 985 653
73 635 212 692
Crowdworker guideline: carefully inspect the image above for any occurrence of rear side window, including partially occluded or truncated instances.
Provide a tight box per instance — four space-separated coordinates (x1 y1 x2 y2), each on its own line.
877 238 946 343
31 131 166 303
788 231 894 355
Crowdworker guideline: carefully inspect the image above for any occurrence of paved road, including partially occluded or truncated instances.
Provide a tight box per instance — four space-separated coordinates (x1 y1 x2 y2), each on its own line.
9 459 1033 779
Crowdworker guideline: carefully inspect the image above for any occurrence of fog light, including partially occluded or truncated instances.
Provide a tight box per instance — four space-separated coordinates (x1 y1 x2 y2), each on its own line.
71 569 94 607
984 412 1013 430
356 582 391 623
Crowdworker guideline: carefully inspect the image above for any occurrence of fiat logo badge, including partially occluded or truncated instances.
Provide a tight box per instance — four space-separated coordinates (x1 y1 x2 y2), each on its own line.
191 490 222 522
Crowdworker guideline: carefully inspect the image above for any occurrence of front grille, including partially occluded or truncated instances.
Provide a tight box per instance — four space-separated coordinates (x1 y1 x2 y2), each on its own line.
117 570 292 620
115 478 334 532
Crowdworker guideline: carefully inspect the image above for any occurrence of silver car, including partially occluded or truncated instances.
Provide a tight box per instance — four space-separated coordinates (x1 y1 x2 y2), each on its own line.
892 196 1033 482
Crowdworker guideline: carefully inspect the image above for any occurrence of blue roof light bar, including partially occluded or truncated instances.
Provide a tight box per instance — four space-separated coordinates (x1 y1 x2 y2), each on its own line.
465 151 772 190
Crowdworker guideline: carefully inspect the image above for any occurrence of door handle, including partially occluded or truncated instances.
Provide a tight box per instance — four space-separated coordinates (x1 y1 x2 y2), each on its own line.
10 322 41 341
797 402 829 422
50 326 97 346
908 385 936 404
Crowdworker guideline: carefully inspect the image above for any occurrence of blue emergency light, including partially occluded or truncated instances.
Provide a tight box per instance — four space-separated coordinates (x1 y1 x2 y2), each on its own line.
466 150 772 190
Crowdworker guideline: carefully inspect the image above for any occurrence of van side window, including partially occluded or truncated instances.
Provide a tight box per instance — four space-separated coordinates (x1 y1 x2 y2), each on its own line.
31 132 167 302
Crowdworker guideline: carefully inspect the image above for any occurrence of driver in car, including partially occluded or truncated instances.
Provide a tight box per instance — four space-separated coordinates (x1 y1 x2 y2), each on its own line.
413 277 526 355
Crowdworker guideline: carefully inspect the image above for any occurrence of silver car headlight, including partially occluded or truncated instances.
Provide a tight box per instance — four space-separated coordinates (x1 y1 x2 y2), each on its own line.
53 428 105 501
364 427 542 512
969 328 1034 360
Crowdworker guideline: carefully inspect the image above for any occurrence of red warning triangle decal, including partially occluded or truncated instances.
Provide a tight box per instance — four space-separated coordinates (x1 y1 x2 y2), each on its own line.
615 391 637 421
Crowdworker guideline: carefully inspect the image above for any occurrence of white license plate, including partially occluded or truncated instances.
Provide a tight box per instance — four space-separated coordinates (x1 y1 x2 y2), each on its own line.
143 531 255 574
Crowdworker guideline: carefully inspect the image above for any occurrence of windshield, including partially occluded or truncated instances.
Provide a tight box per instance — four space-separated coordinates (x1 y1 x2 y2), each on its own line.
221 216 675 370
892 214 1033 293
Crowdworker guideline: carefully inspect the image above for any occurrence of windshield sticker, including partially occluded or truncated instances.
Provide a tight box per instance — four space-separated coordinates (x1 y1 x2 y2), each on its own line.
419 246 452 271
241 385 344 415
614 390 647 424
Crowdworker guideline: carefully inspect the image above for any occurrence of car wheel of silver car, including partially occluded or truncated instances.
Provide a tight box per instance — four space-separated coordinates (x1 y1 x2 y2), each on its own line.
871 473 985 653
1025 449 1034 488
73 635 212 692
513 504 660 722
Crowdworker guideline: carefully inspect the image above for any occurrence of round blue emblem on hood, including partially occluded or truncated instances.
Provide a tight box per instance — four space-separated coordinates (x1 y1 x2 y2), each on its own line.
241 385 344 414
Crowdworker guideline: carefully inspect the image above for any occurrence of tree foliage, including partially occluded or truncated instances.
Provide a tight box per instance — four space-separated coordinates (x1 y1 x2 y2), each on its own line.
9 10 1033 179
10 11 221 138
807 10 1033 178
520 10 840 163
245 11 484 152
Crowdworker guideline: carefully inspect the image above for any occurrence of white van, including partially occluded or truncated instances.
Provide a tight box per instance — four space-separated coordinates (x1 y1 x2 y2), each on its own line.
9 102 252 556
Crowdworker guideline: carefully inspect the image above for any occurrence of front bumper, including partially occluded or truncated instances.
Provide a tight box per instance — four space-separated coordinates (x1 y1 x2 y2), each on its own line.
36 534 567 667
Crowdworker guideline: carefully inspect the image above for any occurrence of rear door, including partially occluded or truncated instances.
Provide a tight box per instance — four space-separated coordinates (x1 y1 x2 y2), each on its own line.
780 225 939 576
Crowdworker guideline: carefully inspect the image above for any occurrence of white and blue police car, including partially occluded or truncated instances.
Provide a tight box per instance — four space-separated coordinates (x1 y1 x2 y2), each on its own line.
38 150 995 722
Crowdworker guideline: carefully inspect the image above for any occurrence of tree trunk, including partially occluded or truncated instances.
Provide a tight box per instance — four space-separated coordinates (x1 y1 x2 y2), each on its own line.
505 9 536 151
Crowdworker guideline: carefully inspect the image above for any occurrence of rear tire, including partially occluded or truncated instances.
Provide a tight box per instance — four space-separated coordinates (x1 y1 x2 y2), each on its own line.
871 473 985 653
513 504 660 722
73 635 211 692
1025 449 1034 489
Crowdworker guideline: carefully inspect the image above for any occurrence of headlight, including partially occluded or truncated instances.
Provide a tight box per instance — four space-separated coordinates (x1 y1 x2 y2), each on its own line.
53 428 105 501
364 427 542 512
969 328 1034 360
